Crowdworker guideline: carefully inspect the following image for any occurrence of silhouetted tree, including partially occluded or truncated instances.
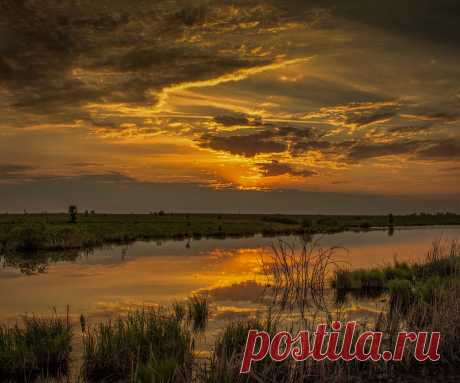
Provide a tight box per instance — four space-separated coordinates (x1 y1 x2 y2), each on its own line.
68 205 78 223
388 213 394 226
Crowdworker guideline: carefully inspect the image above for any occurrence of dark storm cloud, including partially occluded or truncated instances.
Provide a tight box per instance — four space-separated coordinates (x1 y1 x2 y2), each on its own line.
346 141 422 161
213 114 251 127
0 0 274 120
257 160 317 178
198 126 313 157
339 139 460 162
199 132 286 157
292 140 332 153
1 0 458 127
274 0 460 45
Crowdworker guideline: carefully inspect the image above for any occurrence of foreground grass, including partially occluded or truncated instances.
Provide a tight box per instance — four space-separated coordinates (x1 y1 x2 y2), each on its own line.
82 307 195 383
1 212 459 253
0 314 72 382
187 295 210 332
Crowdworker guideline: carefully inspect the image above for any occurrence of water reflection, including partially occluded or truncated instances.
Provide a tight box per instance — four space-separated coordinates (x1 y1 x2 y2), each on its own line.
1 250 81 275
0 226 458 325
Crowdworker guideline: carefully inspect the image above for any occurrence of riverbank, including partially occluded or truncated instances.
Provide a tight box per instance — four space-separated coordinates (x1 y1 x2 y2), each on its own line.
1 212 459 253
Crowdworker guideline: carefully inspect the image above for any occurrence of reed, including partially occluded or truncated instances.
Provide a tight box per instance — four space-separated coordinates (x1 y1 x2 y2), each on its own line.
187 294 210 332
81 307 193 382
0 313 72 382
261 236 346 322
333 240 460 302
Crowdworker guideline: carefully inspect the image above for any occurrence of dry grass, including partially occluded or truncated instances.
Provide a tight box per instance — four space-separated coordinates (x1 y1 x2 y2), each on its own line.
260 235 347 322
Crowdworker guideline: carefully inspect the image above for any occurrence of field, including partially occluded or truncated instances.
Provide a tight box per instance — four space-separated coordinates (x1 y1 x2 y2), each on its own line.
0 212 459 253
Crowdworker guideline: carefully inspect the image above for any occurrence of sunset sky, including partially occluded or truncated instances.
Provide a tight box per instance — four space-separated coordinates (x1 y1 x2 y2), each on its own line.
0 0 459 213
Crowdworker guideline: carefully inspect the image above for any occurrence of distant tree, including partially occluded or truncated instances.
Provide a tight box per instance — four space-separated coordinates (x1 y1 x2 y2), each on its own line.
90 210 95 215
158 210 165 216
388 213 394 226
68 205 78 223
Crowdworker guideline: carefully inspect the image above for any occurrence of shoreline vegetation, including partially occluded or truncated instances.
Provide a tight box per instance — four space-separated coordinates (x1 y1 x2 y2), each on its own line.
1 212 459 254
1 240 459 382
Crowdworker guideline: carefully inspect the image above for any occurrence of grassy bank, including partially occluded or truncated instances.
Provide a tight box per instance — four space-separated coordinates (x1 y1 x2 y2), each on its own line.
1 212 459 253
332 240 460 307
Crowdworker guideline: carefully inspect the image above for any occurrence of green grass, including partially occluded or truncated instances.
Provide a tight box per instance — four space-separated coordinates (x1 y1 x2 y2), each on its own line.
201 319 278 383
0 212 459 253
333 241 460 310
81 307 194 382
0 314 72 382
187 295 210 332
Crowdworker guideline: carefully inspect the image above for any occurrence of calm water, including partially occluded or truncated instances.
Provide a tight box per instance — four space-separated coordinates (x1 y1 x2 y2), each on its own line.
1 226 459 336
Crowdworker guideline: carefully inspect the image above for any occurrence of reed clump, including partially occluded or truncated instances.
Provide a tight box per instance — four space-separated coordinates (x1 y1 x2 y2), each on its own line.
81 307 194 383
200 318 283 383
333 240 460 305
261 236 347 322
0 314 72 382
187 294 210 332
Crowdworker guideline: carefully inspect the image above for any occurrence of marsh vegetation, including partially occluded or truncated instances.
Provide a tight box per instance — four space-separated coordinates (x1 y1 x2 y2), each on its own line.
0 312 72 382
1 233 460 382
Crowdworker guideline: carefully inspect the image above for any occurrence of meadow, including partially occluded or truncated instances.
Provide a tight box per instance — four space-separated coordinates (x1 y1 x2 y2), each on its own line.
0 212 459 253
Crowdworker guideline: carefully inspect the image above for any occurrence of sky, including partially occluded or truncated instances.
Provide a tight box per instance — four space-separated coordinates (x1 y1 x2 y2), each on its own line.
0 0 459 213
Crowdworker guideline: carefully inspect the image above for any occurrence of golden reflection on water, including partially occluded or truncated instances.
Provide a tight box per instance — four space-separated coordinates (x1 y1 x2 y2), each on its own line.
0 226 459 325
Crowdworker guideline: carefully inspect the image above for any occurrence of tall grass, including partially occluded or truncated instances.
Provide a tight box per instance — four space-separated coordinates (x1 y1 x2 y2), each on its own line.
81 307 194 382
0 314 72 382
187 295 210 332
261 236 346 322
200 318 282 383
333 240 460 301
